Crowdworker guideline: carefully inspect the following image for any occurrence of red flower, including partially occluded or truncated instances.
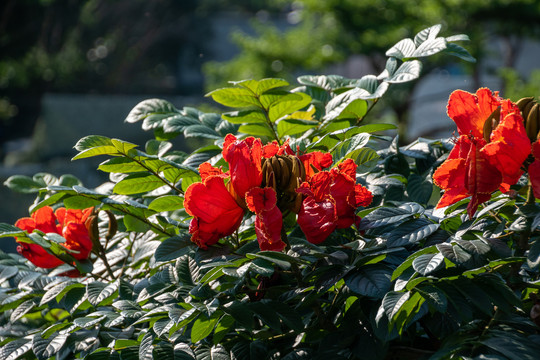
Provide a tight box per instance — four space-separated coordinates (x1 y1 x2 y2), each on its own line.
184 175 244 249
297 160 373 244
15 206 93 269
297 172 338 244
529 140 540 199
246 187 285 251
433 88 530 217
223 134 263 202
330 159 373 229
299 151 333 180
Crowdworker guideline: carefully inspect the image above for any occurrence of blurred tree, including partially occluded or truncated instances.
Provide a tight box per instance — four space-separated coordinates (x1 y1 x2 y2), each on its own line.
203 0 540 139
0 0 212 155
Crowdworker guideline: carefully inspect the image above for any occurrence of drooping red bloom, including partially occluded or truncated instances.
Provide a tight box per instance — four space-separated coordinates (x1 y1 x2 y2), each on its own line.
299 151 333 180
433 88 530 217
15 206 93 269
330 159 373 229
184 175 244 249
246 187 285 251
297 172 338 244
223 134 263 201
297 159 373 244
528 140 540 199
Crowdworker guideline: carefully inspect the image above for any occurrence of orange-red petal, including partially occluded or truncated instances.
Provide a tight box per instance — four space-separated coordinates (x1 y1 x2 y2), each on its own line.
299 151 333 180
184 176 244 248
447 88 500 138
481 100 530 184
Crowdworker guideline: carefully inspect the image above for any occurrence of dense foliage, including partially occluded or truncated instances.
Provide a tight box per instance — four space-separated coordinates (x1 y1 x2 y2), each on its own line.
1 25 540 359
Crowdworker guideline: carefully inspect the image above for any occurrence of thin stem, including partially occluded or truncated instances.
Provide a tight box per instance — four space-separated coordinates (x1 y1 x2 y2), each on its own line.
128 154 184 195
356 98 379 125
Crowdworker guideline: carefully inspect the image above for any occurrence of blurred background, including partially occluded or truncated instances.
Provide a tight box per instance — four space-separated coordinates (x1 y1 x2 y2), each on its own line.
1 0 540 251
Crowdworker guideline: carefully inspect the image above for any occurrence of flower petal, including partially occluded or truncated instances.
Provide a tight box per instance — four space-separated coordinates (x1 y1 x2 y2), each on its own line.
223 135 263 200
63 222 93 260
184 176 244 248
16 243 63 268
254 207 285 251
299 151 333 180
529 159 540 199
447 88 500 138
482 100 530 184
199 162 225 180
246 187 278 213
32 206 59 234
297 195 337 244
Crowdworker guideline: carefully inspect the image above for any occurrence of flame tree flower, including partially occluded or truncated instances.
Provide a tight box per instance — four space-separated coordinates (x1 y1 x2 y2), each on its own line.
15 206 93 269
184 134 373 250
433 88 530 217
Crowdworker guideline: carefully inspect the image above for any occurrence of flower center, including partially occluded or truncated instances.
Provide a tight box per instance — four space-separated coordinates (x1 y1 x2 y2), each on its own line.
261 154 306 213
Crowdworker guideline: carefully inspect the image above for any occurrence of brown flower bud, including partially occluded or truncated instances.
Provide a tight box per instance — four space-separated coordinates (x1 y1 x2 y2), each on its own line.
261 154 306 213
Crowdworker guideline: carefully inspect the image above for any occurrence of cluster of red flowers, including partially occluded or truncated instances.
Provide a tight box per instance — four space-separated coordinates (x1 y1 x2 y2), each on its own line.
15 206 93 271
434 88 536 217
184 134 373 251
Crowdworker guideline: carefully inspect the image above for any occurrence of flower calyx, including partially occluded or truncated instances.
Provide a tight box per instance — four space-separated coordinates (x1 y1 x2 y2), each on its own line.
517 97 540 142
482 107 501 142
261 154 306 213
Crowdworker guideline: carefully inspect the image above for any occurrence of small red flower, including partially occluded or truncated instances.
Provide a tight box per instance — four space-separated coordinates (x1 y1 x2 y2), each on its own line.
297 161 372 244
15 206 93 269
299 151 333 180
223 134 263 202
246 187 285 251
433 88 530 217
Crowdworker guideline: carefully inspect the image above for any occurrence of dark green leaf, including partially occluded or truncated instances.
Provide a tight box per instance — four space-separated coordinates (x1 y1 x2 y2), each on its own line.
155 235 193 262
345 265 392 298
412 253 444 275
125 99 180 124
386 61 422 83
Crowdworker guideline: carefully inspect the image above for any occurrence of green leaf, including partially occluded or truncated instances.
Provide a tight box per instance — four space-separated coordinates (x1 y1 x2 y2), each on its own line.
113 173 165 195
413 24 442 46
358 207 415 230
123 214 151 233
222 109 266 124
149 195 184 212
345 265 392 298
155 235 193 262
392 246 438 281
139 331 154 360
63 195 101 209
32 332 68 360
98 158 146 173
407 174 433 204
386 38 416 59
184 125 222 140
233 78 289 95
386 218 440 248
0 223 26 238
238 124 274 138
86 282 118 306
412 37 447 58
382 291 410 321
386 61 422 83
3 175 44 193
268 92 311 122
444 43 476 63
191 313 220 343
125 99 180 124
277 119 317 137
412 253 445 275
436 243 472 265
0 339 33 360
194 345 230 360
331 133 370 163
206 87 261 108
72 136 118 160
